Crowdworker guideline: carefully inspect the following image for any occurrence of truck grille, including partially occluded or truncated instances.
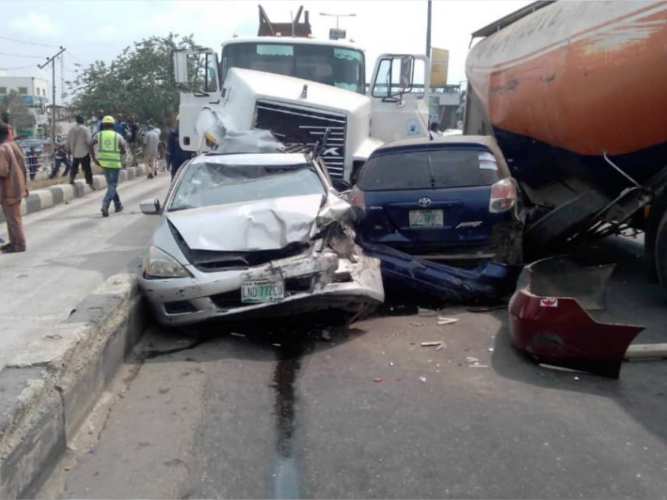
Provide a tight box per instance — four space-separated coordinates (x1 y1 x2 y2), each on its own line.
255 100 347 179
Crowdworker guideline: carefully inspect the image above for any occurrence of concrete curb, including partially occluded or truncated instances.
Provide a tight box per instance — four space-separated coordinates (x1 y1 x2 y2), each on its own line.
0 274 149 499
0 165 148 224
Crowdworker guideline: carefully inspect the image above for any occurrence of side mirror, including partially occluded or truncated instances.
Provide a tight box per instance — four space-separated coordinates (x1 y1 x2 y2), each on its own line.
172 50 189 85
332 179 352 193
140 198 161 215
399 56 413 91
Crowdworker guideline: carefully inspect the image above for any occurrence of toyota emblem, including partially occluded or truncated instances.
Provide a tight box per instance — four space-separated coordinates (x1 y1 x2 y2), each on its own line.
418 198 432 208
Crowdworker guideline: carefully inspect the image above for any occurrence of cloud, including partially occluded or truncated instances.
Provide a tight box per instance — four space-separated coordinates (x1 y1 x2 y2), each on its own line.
9 11 63 38
96 25 119 42
0 0 531 91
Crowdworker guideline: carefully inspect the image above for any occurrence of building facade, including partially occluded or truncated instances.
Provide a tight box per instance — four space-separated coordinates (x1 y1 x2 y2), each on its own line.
0 76 50 137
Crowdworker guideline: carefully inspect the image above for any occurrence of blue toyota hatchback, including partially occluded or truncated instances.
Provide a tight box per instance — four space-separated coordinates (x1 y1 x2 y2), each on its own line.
351 136 524 265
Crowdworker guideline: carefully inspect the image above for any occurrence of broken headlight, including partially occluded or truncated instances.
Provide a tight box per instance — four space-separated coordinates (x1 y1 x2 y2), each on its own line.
144 246 192 279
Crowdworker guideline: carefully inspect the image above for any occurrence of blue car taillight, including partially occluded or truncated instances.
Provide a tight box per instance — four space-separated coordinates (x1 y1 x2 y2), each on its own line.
489 179 518 213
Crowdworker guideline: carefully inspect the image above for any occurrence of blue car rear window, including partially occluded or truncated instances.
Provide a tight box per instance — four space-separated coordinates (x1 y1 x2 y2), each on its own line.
358 149 500 191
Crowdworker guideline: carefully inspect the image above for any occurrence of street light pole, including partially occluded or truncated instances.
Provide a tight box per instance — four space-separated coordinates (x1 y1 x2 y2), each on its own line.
426 0 432 59
39 46 65 159
319 12 356 31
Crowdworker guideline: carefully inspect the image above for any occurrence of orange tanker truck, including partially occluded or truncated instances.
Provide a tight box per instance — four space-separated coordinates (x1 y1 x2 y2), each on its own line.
464 1 667 291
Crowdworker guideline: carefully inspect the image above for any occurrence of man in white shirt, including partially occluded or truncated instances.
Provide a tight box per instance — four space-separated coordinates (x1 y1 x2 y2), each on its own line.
67 115 94 189
143 124 160 179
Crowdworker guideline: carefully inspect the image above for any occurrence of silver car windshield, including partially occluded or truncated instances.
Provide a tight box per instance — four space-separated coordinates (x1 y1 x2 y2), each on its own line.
169 162 326 211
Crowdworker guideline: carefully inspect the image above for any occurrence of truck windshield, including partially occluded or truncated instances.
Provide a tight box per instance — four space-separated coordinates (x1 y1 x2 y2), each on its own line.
221 42 366 95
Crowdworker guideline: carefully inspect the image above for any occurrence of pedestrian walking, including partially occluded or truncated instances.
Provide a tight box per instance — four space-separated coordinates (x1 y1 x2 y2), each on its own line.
128 116 139 166
50 140 72 178
0 122 28 253
26 147 40 181
143 123 160 179
67 115 95 189
90 116 126 217
167 116 194 179
1 112 12 142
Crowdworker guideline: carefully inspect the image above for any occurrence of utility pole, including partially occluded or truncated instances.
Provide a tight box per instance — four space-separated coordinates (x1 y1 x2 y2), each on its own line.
38 46 65 160
60 53 64 104
426 0 432 59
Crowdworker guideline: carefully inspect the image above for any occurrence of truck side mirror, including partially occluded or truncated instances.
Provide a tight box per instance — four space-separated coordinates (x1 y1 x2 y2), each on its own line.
173 50 189 85
399 56 413 92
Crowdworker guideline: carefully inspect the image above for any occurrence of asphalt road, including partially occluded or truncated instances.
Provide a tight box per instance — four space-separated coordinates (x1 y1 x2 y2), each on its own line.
41 236 667 499
0 173 171 371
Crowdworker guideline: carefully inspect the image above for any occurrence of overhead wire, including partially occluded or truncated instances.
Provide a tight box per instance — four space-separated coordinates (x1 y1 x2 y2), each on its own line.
0 52 49 59
0 35 60 48
0 64 38 71
66 51 87 65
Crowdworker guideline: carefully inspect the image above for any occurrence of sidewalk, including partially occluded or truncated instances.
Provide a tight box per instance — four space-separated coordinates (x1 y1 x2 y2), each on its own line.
0 165 149 225
0 171 171 372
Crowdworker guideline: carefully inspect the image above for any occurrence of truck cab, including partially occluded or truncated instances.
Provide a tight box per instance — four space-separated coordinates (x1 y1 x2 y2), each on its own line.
173 37 431 182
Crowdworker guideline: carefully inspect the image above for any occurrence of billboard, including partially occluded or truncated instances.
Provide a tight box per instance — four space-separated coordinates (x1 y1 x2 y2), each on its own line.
430 48 449 88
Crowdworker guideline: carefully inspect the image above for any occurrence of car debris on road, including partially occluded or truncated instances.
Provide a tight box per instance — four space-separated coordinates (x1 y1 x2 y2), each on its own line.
509 257 645 378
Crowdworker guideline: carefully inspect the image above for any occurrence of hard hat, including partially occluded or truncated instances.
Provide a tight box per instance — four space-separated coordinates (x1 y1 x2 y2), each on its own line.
102 115 115 124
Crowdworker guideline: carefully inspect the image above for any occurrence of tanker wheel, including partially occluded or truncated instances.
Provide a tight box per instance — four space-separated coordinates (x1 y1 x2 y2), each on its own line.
655 208 667 294
525 191 608 258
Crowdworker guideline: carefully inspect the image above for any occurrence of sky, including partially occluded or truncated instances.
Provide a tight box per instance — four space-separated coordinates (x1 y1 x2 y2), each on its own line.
0 0 531 104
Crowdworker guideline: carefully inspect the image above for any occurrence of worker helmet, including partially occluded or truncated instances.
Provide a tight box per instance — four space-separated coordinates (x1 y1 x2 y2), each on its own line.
102 115 116 124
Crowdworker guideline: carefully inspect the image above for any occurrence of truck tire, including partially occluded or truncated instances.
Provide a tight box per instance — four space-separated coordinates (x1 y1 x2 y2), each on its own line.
654 208 667 293
525 191 608 257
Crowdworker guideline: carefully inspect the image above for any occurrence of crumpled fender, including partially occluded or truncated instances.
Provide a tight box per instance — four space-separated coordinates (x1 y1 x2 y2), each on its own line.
358 239 522 302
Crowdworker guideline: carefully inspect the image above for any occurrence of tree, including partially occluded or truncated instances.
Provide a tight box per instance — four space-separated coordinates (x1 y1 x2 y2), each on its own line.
0 90 36 133
68 33 197 132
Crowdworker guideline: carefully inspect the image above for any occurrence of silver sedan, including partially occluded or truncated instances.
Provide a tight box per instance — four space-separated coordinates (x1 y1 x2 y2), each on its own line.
138 152 384 326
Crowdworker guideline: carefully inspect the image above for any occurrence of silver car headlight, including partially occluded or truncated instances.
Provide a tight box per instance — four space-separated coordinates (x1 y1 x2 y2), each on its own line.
143 246 191 279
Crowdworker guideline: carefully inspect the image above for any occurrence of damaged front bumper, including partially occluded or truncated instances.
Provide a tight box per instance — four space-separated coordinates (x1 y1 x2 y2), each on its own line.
358 240 521 303
508 257 645 378
139 244 384 327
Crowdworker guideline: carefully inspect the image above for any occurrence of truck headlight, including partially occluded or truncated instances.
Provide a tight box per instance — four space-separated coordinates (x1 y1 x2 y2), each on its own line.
143 246 191 279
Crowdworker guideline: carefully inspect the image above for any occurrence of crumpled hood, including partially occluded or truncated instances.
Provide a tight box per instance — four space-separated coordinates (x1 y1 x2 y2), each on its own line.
166 194 324 252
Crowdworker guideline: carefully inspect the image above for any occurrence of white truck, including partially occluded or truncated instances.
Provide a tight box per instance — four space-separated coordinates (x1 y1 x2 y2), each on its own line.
173 37 432 183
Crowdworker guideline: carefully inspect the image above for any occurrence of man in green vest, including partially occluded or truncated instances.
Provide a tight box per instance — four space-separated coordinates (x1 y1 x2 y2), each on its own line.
90 115 127 217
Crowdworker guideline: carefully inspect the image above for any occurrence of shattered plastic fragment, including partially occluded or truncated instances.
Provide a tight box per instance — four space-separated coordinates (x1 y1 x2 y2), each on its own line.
419 376 427 383
230 332 245 338
374 378 384 383
421 341 444 347
437 317 459 325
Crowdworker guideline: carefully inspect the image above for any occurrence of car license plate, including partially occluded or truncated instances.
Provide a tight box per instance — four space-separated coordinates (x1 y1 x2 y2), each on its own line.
241 280 285 303
409 210 444 228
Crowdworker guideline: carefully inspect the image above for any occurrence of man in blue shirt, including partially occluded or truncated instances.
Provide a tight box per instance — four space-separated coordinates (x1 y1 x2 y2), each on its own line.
166 116 193 179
